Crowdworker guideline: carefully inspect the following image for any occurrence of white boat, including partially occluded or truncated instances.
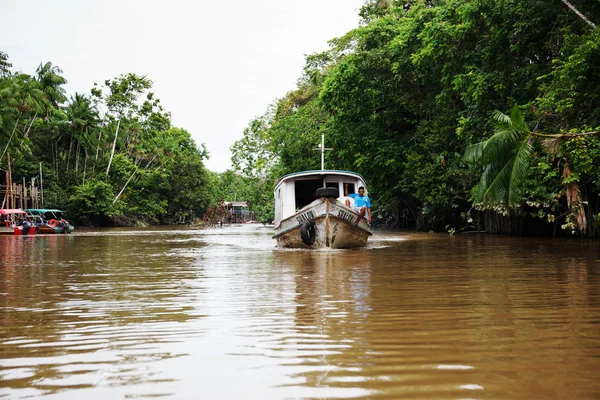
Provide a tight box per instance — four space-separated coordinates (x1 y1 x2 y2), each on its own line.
272 170 372 249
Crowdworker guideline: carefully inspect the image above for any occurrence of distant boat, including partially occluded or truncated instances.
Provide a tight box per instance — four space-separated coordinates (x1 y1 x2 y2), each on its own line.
26 209 75 234
0 209 37 235
272 170 372 249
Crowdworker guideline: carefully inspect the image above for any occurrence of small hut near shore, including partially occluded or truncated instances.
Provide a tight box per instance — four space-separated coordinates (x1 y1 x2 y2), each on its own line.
223 201 255 223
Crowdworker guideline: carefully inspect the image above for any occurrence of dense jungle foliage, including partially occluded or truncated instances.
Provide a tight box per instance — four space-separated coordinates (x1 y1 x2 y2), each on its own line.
2 0 599 235
231 0 600 236
0 54 213 225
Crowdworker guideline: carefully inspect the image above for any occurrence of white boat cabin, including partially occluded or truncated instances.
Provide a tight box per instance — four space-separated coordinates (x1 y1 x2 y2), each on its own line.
273 170 367 227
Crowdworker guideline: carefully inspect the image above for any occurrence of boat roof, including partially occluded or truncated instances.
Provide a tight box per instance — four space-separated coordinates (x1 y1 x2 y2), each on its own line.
274 170 366 191
26 209 65 213
0 209 27 215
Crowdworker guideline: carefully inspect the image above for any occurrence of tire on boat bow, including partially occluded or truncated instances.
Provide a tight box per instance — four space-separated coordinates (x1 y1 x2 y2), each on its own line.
314 187 339 199
300 222 316 246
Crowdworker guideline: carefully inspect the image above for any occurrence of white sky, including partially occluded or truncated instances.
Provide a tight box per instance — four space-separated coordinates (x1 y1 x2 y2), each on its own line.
1 0 365 172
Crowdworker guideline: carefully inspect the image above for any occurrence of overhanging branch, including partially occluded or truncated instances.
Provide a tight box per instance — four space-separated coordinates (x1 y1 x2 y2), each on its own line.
561 0 597 29
532 130 599 138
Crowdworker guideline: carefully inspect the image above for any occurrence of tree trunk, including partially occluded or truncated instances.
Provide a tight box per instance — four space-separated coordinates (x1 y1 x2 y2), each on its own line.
55 142 59 176
113 153 159 205
95 131 102 161
75 141 80 175
83 149 88 185
23 112 38 138
113 160 140 205
66 134 73 174
16 113 39 150
106 117 121 176
0 110 23 164
561 0 597 29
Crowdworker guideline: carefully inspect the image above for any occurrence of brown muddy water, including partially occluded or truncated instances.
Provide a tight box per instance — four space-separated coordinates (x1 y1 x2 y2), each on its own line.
0 225 599 399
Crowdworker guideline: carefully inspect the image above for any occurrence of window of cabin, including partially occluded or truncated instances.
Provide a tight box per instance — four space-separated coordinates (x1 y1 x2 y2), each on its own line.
294 178 323 210
325 181 340 194
343 182 356 196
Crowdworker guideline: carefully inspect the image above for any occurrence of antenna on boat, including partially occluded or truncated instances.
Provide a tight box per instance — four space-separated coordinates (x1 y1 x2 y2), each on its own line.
313 133 333 170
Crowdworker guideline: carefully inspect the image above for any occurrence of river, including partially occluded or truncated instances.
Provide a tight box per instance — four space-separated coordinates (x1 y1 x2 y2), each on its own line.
1 225 599 399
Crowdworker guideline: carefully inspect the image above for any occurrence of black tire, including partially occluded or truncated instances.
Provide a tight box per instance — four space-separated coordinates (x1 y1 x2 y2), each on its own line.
300 222 316 246
315 187 339 199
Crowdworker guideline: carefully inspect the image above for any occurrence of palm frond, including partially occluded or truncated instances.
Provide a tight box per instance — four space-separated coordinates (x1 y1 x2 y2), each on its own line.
507 139 533 206
481 157 515 204
509 104 527 132
463 141 485 163
475 163 496 202
480 127 525 164
491 109 512 126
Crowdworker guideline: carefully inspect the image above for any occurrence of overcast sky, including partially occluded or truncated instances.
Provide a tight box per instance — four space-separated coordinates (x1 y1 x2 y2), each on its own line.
1 0 365 172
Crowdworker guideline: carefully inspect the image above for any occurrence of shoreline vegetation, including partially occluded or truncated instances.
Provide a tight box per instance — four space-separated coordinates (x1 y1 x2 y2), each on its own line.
2 0 600 237
230 0 600 237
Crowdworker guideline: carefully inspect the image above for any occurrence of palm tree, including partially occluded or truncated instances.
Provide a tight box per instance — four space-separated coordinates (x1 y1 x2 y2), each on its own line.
464 105 599 232
463 105 533 207
36 62 67 110
0 74 48 164
0 63 67 167
64 93 99 179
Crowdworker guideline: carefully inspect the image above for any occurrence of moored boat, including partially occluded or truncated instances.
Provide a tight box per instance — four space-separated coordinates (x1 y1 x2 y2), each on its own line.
0 209 37 235
26 209 75 234
273 170 372 249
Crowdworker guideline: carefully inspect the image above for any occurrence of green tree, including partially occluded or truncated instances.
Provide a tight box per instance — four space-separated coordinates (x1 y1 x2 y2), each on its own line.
1 58 212 226
92 73 153 176
63 93 99 181
0 51 11 78
231 0 600 234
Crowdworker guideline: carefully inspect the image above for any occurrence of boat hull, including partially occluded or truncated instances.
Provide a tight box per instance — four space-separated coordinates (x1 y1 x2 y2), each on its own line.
36 224 63 234
273 198 372 249
0 226 37 235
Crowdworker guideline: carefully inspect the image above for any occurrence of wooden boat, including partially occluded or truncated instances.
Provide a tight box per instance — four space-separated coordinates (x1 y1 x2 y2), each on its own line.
0 209 37 235
272 170 372 249
26 209 75 234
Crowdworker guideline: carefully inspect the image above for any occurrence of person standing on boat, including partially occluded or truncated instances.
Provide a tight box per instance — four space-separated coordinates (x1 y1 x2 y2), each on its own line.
345 185 372 225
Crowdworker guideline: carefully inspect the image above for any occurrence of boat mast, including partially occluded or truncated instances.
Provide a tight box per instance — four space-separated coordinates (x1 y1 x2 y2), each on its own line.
313 133 333 170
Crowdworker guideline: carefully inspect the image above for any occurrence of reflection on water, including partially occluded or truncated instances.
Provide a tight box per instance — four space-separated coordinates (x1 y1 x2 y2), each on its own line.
1 226 599 399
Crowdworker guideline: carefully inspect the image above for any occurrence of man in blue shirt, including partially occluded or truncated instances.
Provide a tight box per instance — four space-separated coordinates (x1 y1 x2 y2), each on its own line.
345 186 372 225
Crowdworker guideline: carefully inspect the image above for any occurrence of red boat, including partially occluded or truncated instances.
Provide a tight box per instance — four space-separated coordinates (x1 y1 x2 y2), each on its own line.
0 209 37 235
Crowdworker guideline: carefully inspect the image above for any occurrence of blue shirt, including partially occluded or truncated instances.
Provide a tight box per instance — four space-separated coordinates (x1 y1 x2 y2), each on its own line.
349 193 371 208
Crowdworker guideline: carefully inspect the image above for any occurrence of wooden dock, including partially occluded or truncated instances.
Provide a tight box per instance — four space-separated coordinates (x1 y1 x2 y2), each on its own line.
1 156 43 210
